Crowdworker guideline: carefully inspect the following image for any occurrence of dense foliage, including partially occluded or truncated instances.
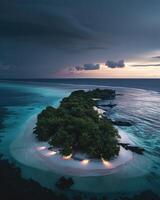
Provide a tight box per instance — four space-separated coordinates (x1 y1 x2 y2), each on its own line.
34 89 120 160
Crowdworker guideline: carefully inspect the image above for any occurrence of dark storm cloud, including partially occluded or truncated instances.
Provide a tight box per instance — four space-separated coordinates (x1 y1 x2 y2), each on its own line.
1 0 160 78
75 63 100 71
75 66 84 71
0 2 94 43
83 64 100 70
106 60 125 68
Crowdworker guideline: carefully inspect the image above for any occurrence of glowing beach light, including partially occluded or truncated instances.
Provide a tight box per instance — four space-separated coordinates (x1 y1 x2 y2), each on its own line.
37 146 46 150
63 154 72 160
102 158 112 168
81 159 90 165
46 151 57 156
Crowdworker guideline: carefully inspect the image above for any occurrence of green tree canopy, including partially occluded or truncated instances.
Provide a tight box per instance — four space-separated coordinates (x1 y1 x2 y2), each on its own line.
34 89 120 160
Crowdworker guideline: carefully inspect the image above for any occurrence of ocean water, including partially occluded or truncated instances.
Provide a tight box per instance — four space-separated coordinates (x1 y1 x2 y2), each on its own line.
0 79 160 199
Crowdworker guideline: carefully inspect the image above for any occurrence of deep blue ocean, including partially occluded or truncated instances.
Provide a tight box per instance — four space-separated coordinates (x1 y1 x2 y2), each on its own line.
3 78 160 92
0 79 160 199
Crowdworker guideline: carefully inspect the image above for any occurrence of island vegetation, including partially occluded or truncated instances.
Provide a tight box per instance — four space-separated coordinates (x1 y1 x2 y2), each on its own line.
33 89 120 160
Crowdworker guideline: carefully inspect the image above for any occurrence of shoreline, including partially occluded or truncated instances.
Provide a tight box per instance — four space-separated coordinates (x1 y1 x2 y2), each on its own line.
10 114 134 177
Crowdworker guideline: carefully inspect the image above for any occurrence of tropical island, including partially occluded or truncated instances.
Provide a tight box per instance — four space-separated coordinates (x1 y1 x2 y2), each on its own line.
33 89 120 160
10 88 145 178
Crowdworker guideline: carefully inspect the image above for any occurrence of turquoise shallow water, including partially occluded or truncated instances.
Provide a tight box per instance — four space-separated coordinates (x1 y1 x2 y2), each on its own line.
0 81 160 199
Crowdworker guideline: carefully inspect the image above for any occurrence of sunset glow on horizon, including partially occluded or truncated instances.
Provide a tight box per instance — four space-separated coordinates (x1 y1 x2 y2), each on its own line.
55 62 160 78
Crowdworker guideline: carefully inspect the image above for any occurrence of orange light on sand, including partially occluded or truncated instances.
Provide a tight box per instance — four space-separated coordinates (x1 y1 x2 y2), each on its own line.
81 159 90 165
102 158 112 168
63 154 72 160
37 146 46 150
46 151 57 156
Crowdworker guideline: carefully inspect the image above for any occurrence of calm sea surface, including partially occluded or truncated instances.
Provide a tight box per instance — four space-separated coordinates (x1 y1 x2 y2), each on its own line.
0 79 160 199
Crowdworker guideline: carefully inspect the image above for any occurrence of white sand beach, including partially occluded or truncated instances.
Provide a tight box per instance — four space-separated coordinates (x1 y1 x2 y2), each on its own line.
10 114 134 177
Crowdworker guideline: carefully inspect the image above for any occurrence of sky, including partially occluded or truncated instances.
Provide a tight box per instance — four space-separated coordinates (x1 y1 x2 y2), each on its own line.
1 0 160 78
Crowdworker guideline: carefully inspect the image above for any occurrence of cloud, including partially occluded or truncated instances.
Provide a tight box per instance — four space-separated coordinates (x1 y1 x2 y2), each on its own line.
0 1 95 48
75 66 84 71
74 63 100 71
131 63 160 67
106 60 125 68
152 56 160 59
1 0 160 78
83 63 100 70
